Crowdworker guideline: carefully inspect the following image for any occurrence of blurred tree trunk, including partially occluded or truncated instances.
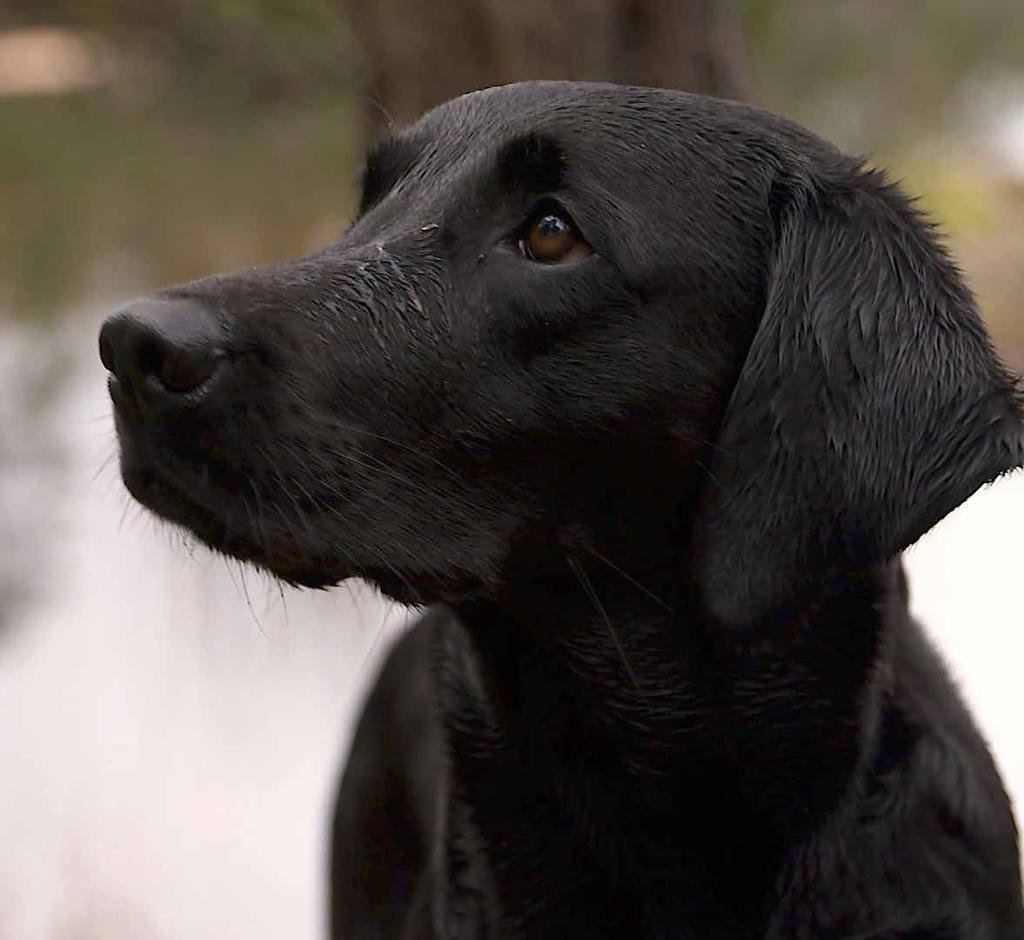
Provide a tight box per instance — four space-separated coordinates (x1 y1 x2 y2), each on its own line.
345 0 748 129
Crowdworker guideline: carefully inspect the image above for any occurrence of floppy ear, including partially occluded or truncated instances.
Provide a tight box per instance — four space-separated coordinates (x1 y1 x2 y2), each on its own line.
694 163 1023 628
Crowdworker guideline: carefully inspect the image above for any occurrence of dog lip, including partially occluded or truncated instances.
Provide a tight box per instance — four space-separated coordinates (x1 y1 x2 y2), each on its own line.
363 566 484 605
107 374 131 412
106 357 226 419
117 440 353 587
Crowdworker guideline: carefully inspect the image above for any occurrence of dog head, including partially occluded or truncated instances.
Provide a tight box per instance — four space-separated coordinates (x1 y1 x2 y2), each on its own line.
99 82 1022 618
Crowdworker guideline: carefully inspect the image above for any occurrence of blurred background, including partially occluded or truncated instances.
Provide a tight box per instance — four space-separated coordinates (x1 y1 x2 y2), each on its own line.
0 2 1021 937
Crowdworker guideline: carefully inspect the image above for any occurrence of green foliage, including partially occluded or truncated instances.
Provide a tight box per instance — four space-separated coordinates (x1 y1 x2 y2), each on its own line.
1 0 354 103
740 0 1024 150
0 92 361 321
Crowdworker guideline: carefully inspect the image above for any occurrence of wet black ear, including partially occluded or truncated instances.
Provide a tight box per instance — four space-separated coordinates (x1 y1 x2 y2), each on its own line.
694 163 1023 628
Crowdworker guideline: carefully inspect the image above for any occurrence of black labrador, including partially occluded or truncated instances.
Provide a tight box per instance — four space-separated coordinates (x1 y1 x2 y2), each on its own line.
99 82 1024 939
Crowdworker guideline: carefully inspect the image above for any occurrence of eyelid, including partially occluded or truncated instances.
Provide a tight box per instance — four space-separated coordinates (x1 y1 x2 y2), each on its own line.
525 197 572 224
515 198 583 244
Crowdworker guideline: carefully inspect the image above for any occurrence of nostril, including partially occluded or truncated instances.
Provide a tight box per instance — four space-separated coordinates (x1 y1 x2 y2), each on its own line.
98 330 117 375
158 345 223 393
136 338 163 384
99 297 226 401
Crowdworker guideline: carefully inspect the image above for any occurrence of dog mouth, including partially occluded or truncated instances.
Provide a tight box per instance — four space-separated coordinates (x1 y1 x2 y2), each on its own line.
114 420 485 602
126 462 485 601
116 430 350 588
122 457 485 601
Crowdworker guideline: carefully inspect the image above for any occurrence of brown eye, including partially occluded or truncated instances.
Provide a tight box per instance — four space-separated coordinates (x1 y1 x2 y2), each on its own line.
521 211 591 263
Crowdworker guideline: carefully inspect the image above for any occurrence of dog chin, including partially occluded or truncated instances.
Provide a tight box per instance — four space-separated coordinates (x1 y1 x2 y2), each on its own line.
119 457 349 589
118 445 482 603
257 558 349 590
362 567 484 607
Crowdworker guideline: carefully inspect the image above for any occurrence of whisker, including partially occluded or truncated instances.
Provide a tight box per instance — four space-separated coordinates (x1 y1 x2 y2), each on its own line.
581 544 675 613
566 555 642 695
316 441 447 504
693 456 726 493
691 434 734 458
237 563 269 638
354 593 400 687
277 581 290 631
363 94 396 131
91 447 118 485
117 495 134 534
315 438 471 512
245 478 273 559
257 451 322 569
320 420 464 485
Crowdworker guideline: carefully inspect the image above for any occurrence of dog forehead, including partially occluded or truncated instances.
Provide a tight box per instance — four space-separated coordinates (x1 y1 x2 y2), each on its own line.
413 82 688 160
405 81 822 196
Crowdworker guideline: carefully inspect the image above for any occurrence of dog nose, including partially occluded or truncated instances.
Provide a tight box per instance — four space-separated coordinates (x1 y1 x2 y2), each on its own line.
99 298 225 400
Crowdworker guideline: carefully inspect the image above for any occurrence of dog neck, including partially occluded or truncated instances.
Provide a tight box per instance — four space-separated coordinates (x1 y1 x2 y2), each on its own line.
439 555 901 935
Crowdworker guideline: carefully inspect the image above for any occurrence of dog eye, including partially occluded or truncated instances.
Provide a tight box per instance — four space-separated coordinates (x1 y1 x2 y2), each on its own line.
520 210 592 264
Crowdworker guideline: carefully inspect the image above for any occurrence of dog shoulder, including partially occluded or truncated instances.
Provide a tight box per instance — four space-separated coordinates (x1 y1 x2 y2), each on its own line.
329 609 447 939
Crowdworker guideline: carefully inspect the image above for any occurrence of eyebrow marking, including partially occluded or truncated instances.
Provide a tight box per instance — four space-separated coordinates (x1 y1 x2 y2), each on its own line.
498 134 566 193
358 134 425 215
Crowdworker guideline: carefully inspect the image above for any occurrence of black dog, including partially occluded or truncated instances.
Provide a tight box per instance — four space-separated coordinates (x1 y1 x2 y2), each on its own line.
99 83 1024 938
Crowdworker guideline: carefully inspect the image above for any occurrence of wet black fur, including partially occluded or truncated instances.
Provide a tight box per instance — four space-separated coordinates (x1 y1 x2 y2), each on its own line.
104 83 1024 938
